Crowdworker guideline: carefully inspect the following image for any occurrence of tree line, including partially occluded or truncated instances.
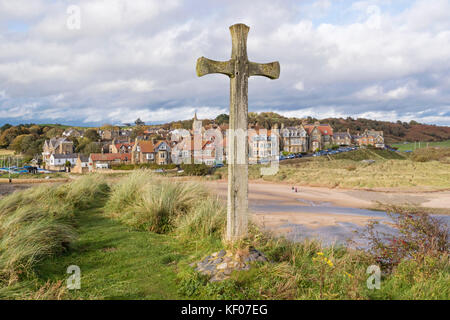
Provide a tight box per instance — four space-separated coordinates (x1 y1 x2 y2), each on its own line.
0 124 102 161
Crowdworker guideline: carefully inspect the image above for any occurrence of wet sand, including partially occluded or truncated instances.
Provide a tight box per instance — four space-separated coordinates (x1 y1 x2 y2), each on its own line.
203 180 449 245
0 183 35 197
0 180 68 198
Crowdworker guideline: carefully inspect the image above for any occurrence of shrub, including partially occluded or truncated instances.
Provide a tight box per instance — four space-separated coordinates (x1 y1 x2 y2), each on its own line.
180 164 210 176
362 206 449 270
111 164 136 170
111 163 177 171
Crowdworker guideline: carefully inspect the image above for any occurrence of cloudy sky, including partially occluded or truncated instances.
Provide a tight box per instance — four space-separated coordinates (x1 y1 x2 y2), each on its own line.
0 0 449 126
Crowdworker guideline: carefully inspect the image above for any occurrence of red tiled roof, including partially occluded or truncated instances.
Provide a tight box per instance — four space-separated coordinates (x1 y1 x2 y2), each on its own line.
138 141 154 153
115 142 134 149
303 124 333 136
90 153 131 161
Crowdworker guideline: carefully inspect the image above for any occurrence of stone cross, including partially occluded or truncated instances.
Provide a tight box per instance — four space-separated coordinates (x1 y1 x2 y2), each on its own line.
196 23 280 242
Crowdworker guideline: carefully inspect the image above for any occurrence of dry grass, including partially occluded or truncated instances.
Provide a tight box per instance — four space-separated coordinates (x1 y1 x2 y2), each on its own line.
105 170 224 235
411 147 450 163
248 159 450 190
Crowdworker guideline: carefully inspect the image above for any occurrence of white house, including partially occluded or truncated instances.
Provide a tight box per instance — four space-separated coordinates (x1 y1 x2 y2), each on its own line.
49 153 78 170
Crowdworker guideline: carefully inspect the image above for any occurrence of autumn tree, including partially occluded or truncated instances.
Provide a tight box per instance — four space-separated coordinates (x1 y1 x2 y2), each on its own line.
84 129 100 141
45 127 64 139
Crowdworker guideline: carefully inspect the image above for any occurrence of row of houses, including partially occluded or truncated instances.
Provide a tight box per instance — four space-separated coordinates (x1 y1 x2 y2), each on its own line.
42 138 172 172
281 124 384 153
42 114 385 170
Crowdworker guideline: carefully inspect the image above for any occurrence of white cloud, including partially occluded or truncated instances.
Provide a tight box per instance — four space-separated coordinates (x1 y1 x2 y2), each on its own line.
0 0 449 126
294 81 305 91
93 79 155 93
312 0 331 11
355 85 410 101
0 0 46 19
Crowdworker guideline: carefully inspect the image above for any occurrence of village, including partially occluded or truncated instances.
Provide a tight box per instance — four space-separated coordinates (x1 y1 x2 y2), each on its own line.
0 0 448 303
40 112 385 173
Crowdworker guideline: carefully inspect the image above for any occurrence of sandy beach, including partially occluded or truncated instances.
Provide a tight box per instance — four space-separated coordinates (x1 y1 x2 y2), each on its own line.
203 180 450 240
205 180 450 210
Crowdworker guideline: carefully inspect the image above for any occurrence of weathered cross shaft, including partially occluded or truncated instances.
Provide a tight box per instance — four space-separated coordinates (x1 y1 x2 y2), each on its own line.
196 23 280 242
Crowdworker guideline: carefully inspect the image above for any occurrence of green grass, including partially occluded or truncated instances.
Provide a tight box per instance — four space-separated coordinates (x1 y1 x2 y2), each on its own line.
34 208 184 299
392 140 450 152
0 175 108 285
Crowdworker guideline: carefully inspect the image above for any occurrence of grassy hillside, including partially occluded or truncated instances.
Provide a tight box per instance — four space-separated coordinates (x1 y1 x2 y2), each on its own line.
329 148 406 161
0 172 448 300
320 118 450 144
212 150 449 190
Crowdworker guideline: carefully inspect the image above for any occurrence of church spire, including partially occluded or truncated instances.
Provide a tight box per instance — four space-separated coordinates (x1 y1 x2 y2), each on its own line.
194 111 198 120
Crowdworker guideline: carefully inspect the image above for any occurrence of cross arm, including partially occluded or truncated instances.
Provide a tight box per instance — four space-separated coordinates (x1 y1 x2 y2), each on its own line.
196 57 234 77
249 61 280 79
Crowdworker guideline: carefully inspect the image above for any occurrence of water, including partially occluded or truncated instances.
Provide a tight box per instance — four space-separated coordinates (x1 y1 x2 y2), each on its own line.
253 201 390 218
250 198 450 248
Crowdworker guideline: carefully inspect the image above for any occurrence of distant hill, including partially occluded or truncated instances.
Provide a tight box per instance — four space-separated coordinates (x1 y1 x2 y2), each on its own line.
1 114 449 146
316 118 449 144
